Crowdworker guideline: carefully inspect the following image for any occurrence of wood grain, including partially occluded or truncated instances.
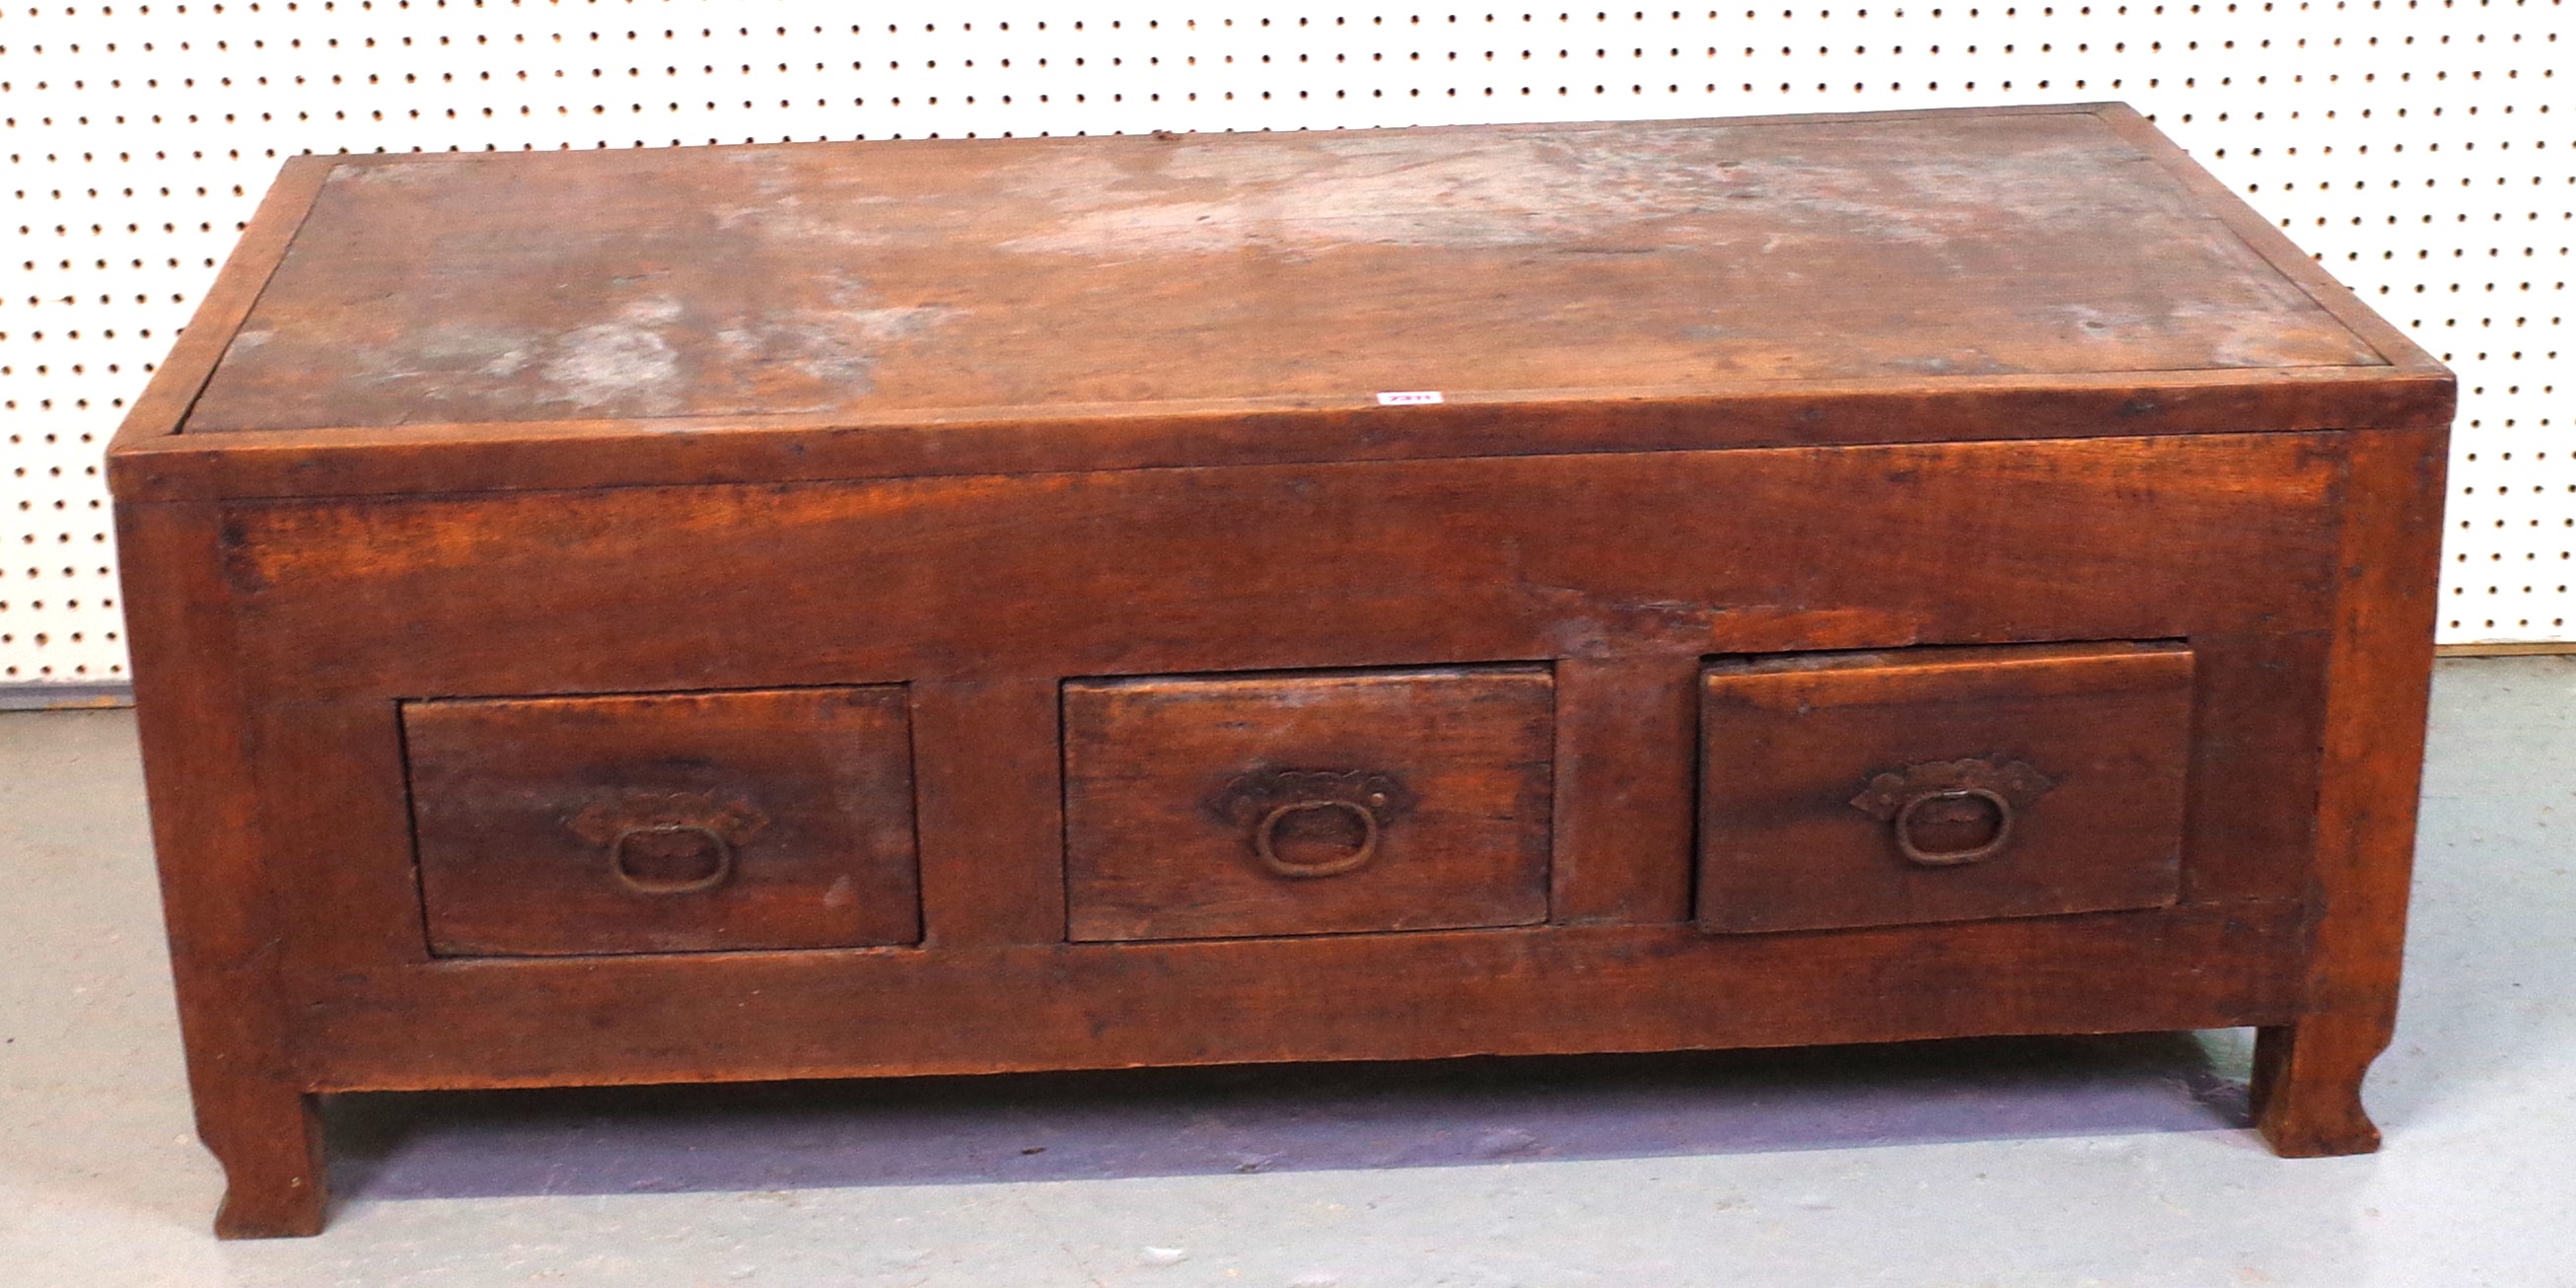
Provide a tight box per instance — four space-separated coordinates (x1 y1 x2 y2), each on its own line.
106 369 2453 503
216 436 2345 701
184 110 2382 434
285 906 2310 1091
404 687 921 956
1698 643 2195 934
101 107 2449 504
225 435 2351 1000
2253 425 2450 1155
1547 654 1701 925
114 502 326 1238
908 678 1069 948
106 155 333 456
1063 667 1555 942
2092 103 2443 389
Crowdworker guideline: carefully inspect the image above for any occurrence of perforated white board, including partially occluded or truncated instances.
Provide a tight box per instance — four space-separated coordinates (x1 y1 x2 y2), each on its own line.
2 1 2564 685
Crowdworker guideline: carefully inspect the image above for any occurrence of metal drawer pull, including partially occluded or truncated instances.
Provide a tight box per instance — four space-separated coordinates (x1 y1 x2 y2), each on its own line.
1851 757 2054 868
1252 799 1383 879
568 790 771 896
608 823 736 894
1893 788 2015 866
1212 767 1414 881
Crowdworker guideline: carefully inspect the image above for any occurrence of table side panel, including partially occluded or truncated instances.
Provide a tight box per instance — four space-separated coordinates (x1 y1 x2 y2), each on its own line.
222 435 2343 696
115 501 329 1235
285 909 2309 1091
107 372 2453 504
2251 422 2450 1153
198 434 2352 1081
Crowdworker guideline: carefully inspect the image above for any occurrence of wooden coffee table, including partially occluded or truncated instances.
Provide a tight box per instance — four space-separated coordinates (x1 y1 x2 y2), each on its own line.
108 104 2453 1237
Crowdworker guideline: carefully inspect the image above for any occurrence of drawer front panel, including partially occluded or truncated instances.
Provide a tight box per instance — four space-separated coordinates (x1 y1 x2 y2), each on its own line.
405 686 920 956
1064 666 1554 942
1698 643 2192 934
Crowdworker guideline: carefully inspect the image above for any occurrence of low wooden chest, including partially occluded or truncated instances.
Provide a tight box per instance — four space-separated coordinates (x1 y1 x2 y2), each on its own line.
108 104 2454 1237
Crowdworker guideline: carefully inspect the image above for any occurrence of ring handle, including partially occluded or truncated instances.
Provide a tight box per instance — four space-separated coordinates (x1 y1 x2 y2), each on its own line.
608 823 736 894
1892 787 2015 867
1850 756 2054 869
1211 768 1411 881
1252 799 1383 879
568 790 769 896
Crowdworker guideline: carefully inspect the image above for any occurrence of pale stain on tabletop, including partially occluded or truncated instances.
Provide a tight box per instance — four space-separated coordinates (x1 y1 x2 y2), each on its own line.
180 112 2390 433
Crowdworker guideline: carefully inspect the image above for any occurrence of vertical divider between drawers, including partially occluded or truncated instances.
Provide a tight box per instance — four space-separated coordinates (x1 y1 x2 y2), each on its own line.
1549 654 1703 926
909 677 1069 947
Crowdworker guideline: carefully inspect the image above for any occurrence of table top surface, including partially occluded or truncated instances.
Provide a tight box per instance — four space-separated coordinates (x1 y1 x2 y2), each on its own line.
175 104 2422 441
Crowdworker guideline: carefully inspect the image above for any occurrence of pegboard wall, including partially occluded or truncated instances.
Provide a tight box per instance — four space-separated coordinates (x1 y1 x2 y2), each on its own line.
0 1 2565 687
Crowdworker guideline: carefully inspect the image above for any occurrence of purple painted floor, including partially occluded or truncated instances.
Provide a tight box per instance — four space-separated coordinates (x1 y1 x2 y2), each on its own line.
324 1033 2252 1201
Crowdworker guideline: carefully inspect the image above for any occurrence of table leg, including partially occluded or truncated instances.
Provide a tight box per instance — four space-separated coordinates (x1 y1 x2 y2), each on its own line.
2251 1018 2387 1156
201 1083 327 1239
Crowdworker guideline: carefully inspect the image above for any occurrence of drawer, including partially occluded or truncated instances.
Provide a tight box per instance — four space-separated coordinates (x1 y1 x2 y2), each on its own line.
1063 665 1554 942
403 686 921 956
1697 642 2193 935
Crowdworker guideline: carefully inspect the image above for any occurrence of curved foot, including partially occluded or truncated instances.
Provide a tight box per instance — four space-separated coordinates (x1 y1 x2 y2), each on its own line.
2251 1020 2387 1157
204 1087 329 1238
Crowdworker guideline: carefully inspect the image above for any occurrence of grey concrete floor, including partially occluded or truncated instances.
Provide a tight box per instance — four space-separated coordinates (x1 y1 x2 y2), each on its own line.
2 658 2571 1286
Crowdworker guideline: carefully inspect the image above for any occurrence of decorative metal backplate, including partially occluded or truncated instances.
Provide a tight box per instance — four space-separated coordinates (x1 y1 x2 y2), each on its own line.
1850 757 2055 868
567 790 771 895
1209 768 1415 879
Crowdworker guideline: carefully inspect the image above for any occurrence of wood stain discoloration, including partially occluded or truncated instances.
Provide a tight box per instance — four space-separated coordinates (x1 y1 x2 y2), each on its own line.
183 110 2383 434
539 301 687 416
